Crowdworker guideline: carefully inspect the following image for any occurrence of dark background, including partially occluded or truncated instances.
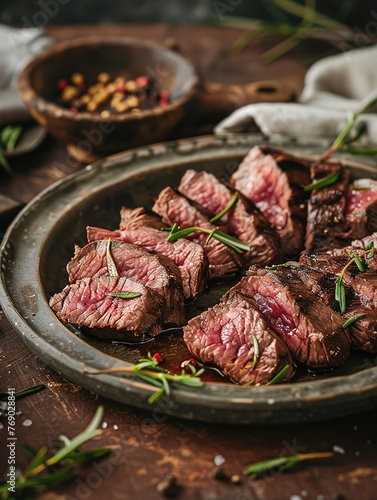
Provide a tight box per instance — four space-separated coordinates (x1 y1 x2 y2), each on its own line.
0 0 376 28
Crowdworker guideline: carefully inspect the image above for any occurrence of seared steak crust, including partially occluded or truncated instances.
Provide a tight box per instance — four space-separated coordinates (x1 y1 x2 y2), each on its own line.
305 162 350 252
230 266 351 368
152 186 244 277
231 146 310 257
294 262 377 352
86 225 208 300
49 276 163 339
183 292 294 385
67 239 185 327
178 169 282 266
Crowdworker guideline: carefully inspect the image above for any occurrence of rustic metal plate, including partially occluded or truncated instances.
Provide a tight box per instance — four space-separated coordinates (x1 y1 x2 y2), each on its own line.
2 133 377 424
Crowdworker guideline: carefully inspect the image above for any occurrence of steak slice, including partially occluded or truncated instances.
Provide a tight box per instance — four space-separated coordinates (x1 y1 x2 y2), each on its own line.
67 239 185 327
87 225 208 300
305 162 350 252
230 266 350 368
178 169 282 266
120 206 165 231
293 262 377 352
152 187 244 278
299 253 377 309
230 146 310 257
183 292 294 386
49 276 163 340
345 179 377 239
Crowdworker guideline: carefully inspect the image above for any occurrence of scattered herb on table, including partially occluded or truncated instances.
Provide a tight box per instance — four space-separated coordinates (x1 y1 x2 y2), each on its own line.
84 352 204 404
335 242 375 315
0 125 23 175
0 406 110 500
244 451 334 479
0 384 45 401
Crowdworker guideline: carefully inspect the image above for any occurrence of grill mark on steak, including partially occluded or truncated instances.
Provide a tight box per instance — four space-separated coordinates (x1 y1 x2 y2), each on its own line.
178 169 282 266
152 186 244 278
86 225 208 300
183 291 294 385
305 162 351 252
230 146 310 257
49 276 163 340
66 239 186 327
227 266 350 368
293 261 377 352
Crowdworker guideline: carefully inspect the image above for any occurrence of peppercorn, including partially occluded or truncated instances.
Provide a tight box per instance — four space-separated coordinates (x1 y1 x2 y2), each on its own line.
71 73 84 86
61 86 79 102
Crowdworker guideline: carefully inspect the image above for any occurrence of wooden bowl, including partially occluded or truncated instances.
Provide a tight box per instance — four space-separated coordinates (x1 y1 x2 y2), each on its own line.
17 37 199 161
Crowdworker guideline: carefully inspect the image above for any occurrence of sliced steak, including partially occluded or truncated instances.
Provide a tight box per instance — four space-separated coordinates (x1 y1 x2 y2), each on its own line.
299 253 377 309
230 146 310 257
345 179 377 238
305 162 350 252
183 291 294 385
152 187 244 278
67 239 185 327
293 262 377 352
87 225 208 300
120 206 165 231
329 233 377 271
229 266 350 368
50 276 163 340
178 169 282 266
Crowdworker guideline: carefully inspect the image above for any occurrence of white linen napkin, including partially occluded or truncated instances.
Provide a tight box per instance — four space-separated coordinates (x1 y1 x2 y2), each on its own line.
0 24 52 127
215 45 377 146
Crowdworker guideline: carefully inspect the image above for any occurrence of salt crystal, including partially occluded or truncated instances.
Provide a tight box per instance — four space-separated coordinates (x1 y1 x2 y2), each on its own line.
333 445 345 454
301 491 308 497
113 424 118 430
290 496 302 500
102 422 108 429
22 419 32 427
0 422 3 429
214 455 225 466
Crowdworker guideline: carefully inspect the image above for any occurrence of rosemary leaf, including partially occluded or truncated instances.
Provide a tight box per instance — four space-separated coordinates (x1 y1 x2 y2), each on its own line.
243 379 255 387
0 384 45 401
252 334 259 370
0 467 74 493
266 264 297 270
24 447 47 478
354 255 365 272
110 292 142 299
205 228 217 246
106 238 118 277
62 447 111 463
166 226 202 242
342 313 366 329
6 125 23 153
349 184 372 191
0 146 12 175
210 192 238 223
266 365 291 386
302 170 340 192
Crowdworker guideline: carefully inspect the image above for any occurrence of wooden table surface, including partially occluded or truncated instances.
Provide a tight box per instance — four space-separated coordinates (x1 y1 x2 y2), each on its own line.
1 24 377 500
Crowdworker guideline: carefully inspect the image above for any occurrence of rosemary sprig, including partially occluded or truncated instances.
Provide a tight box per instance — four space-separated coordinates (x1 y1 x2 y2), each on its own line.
166 226 250 253
244 452 334 479
85 353 204 404
1 125 23 154
0 384 45 401
313 96 377 166
0 406 110 499
302 170 340 192
106 237 118 277
0 147 11 175
266 263 297 269
266 365 291 385
342 313 366 329
335 242 375 314
210 192 238 223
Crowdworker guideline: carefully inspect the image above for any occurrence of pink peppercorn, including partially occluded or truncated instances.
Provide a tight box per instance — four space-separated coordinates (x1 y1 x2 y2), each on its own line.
136 76 148 87
117 84 126 93
58 79 68 90
70 107 78 113
159 89 170 100
159 99 168 107
153 352 162 363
